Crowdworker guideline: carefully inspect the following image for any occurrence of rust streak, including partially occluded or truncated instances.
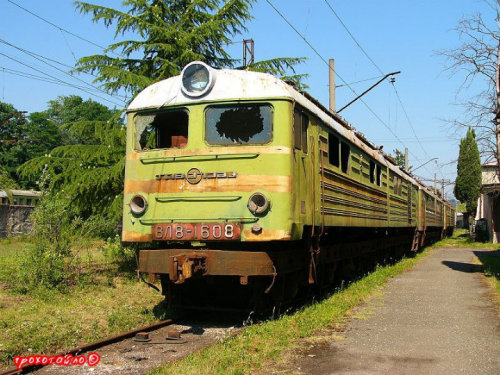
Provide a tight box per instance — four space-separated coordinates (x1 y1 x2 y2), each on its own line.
243 229 291 241
124 175 291 194
122 231 153 242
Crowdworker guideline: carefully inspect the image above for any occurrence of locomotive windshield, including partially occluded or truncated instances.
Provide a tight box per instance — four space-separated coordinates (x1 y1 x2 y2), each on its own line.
205 104 272 145
134 109 188 150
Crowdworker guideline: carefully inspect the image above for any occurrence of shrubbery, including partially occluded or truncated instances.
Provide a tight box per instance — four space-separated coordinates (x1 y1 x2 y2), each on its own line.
101 234 137 272
13 196 134 293
15 199 73 292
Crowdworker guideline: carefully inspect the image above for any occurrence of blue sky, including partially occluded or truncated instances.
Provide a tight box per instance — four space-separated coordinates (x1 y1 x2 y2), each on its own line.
0 0 495 199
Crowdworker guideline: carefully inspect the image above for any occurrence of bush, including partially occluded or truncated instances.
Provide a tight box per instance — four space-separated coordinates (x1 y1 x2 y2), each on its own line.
15 199 73 292
101 235 136 272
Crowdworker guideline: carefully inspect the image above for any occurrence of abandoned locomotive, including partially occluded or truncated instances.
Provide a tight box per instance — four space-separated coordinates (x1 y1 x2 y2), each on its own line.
122 61 454 309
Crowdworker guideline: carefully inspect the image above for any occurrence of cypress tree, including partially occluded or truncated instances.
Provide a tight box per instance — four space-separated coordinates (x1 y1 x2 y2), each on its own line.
454 128 482 215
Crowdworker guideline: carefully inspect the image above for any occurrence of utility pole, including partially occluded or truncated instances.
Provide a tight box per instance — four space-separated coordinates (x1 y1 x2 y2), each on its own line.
434 173 437 195
243 39 254 67
329 59 335 113
404 147 409 172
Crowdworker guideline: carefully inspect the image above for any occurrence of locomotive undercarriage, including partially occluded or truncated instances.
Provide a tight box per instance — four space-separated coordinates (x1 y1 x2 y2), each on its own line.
139 225 445 312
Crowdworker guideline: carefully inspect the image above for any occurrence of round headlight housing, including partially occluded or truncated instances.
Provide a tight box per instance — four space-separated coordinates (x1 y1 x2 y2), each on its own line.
248 192 270 215
130 194 148 215
181 61 215 97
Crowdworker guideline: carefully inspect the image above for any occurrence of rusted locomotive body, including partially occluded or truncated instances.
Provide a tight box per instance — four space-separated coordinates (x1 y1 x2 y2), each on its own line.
122 62 454 309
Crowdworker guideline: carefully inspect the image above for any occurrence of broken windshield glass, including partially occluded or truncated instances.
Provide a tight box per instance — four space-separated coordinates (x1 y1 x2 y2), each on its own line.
205 104 272 145
134 110 188 150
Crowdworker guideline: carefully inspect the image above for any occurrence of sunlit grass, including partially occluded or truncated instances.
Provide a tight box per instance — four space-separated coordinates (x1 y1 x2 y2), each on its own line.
0 236 167 370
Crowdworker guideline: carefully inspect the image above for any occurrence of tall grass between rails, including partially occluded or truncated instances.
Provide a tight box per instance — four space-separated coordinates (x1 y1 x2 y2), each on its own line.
153 248 434 375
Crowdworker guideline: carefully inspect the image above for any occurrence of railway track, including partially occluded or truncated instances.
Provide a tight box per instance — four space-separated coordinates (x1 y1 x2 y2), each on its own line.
1 315 241 375
0 319 175 375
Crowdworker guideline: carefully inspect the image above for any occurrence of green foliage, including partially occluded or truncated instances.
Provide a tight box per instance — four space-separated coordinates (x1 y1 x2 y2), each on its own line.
15 199 73 293
101 234 137 271
18 97 125 228
74 0 305 95
392 149 408 170
0 101 65 189
0 166 19 189
454 128 482 215
45 95 117 125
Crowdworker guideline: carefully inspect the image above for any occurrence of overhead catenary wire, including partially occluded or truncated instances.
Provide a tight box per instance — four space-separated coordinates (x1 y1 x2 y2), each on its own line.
265 0 431 173
319 0 445 178
0 52 123 107
6 0 118 55
0 66 111 93
0 38 127 104
322 0 384 75
335 74 385 88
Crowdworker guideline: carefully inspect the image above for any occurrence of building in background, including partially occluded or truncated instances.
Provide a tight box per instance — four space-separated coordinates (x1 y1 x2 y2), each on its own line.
475 162 500 243
0 189 40 237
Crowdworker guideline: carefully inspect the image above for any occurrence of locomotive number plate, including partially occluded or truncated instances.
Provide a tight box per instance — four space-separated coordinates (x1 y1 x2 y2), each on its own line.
152 223 241 241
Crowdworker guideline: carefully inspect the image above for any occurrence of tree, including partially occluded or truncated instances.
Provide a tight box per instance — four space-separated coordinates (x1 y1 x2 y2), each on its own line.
439 2 499 163
45 95 117 126
0 102 63 189
454 128 482 215
391 148 412 171
0 165 19 189
74 0 306 96
19 96 124 233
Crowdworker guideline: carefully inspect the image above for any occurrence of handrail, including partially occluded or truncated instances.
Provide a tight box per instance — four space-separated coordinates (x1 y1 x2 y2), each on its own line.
140 153 260 164
155 195 242 202
139 217 258 224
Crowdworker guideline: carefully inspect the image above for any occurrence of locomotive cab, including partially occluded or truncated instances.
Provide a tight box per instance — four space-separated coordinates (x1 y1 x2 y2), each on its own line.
123 62 302 301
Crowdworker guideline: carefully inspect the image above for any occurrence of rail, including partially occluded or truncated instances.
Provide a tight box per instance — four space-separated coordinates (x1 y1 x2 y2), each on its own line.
0 319 174 375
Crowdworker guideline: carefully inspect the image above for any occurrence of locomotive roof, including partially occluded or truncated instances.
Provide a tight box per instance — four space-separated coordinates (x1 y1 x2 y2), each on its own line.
128 68 445 203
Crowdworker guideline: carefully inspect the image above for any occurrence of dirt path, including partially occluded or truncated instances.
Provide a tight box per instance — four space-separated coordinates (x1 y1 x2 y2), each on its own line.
292 247 500 374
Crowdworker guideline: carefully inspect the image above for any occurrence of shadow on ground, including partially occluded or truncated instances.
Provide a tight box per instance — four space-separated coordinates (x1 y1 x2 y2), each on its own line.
441 260 483 273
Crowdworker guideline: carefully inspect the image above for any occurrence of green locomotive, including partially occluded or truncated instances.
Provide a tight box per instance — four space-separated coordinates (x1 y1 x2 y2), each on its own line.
122 61 454 308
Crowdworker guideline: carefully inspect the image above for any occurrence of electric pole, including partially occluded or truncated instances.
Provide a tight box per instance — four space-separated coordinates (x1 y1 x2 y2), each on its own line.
329 59 335 113
243 39 254 67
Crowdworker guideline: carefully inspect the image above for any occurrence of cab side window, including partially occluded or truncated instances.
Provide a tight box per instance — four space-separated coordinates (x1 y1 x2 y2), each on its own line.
328 133 340 167
293 108 309 153
340 141 350 174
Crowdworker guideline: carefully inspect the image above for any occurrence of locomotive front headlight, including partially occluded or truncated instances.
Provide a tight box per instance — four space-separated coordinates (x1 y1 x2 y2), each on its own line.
248 192 270 215
130 194 148 215
181 61 215 97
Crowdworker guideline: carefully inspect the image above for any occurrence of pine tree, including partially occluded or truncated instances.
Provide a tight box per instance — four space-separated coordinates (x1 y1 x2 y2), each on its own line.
454 128 482 215
74 0 306 95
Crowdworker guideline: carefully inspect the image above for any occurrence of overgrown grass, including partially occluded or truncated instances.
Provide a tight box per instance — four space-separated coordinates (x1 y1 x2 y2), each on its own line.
430 228 500 249
0 274 166 369
475 249 500 312
152 249 433 375
479 251 500 292
0 237 27 285
0 235 166 369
